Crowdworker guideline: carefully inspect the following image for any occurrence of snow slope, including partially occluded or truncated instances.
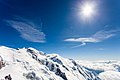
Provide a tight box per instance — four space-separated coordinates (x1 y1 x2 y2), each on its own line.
0 46 120 80
0 46 99 80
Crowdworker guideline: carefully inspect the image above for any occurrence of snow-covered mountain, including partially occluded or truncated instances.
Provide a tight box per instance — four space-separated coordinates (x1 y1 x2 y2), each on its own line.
0 46 120 80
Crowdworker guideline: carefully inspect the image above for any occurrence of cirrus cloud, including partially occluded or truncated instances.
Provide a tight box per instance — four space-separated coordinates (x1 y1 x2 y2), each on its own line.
64 29 119 47
5 17 46 43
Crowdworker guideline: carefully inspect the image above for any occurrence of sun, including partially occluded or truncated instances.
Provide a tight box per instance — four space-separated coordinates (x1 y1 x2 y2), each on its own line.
79 2 96 19
82 3 94 17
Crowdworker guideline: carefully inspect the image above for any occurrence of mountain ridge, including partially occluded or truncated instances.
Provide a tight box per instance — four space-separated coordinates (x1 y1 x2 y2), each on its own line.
0 46 120 80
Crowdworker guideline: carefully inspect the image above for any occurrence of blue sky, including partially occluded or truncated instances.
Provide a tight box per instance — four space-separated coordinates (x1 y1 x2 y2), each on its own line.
0 0 120 60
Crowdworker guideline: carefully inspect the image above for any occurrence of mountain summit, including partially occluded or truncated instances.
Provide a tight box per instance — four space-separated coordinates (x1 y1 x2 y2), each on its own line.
0 46 120 80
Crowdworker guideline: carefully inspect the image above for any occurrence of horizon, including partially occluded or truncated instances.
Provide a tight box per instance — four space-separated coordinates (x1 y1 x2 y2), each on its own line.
0 0 120 60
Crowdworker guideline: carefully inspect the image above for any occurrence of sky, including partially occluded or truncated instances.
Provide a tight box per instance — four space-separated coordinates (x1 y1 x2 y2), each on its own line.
0 0 120 60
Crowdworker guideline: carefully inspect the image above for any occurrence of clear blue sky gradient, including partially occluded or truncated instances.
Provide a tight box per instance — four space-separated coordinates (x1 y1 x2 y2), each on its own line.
0 0 120 60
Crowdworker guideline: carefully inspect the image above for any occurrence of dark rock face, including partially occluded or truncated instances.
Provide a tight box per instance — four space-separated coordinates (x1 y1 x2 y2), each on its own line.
0 56 5 69
25 72 41 80
55 68 67 80
26 72 36 79
27 49 34 53
50 56 63 65
72 60 77 66
44 59 68 80
4 74 12 80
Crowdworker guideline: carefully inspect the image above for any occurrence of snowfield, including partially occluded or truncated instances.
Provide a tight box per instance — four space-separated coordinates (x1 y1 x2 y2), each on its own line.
0 46 120 80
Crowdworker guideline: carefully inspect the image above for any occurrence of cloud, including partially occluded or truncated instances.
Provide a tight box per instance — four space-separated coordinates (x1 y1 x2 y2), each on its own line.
5 17 46 43
71 42 86 48
65 37 98 43
64 29 118 47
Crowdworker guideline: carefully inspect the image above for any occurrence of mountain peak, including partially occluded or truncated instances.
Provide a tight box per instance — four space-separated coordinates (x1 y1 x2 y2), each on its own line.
0 46 119 80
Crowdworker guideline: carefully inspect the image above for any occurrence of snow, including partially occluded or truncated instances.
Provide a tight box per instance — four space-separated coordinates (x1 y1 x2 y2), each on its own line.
0 46 120 80
0 63 26 80
0 46 14 62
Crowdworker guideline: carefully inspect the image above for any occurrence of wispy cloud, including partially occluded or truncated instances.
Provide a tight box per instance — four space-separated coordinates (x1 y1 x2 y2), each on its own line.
5 17 46 43
64 29 119 47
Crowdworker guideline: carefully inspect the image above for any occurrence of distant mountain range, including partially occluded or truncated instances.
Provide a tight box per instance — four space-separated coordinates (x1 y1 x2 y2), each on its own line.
0 46 120 80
